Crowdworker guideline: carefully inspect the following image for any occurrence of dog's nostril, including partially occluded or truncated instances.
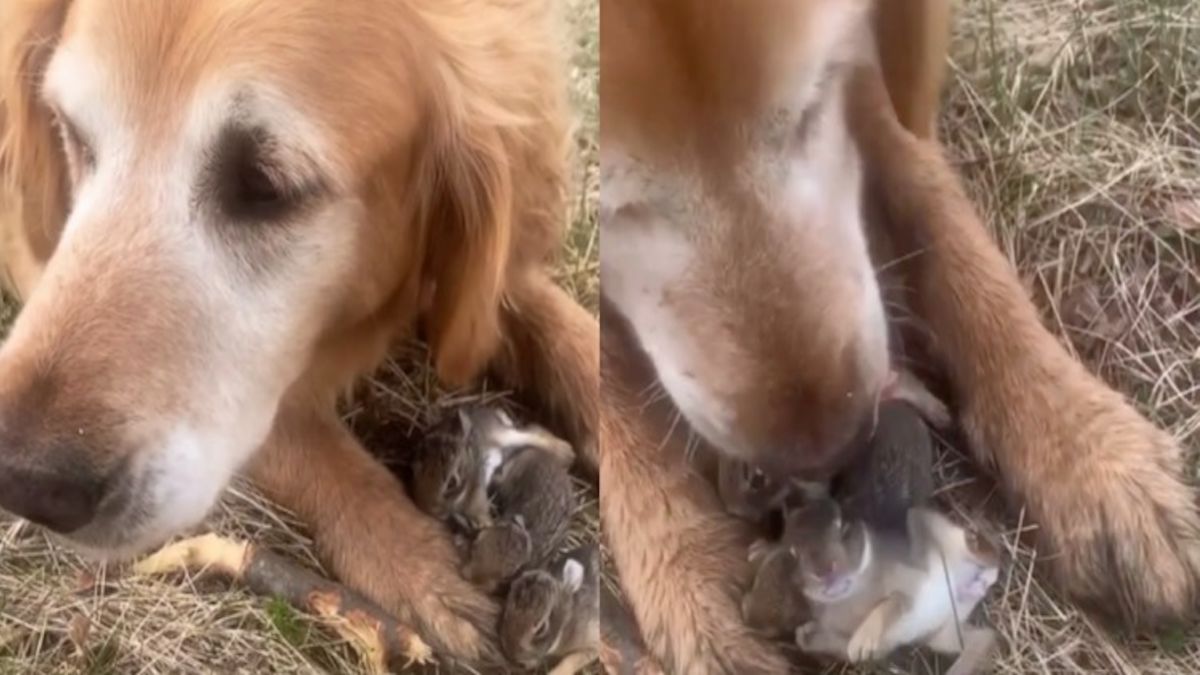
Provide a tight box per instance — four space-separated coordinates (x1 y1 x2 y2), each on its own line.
0 465 105 534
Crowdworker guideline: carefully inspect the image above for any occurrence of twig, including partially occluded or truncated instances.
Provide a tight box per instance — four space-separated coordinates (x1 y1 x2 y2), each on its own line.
134 534 433 675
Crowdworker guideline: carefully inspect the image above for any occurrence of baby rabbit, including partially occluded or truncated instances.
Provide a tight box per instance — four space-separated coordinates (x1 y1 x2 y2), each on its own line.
838 398 936 533
462 421 577 591
716 455 829 524
716 456 793 522
740 539 809 638
787 499 1000 674
500 545 600 674
412 405 575 532
460 516 533 589
410 406 510 529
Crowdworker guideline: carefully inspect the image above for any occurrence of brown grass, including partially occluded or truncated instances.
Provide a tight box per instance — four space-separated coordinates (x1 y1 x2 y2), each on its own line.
938 0 1200 672
0 1 599 673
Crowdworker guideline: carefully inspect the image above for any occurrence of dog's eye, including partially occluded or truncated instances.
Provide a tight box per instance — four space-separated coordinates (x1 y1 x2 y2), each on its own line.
212 126 305 222
226 156 289 219
52 110 95 184
237 162 283 208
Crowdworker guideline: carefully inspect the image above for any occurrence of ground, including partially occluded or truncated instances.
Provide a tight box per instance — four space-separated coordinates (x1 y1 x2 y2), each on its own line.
840 0 1200 673
1 0 1198 673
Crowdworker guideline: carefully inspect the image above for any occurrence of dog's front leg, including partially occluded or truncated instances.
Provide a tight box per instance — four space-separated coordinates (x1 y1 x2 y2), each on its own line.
495 270 600 470
245 401 499 664
600 319 789 675
851 66 1200 628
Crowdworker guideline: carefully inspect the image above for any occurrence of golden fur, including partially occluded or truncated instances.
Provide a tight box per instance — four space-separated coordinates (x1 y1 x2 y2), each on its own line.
600 0 1200 671
601 0 886 476
0 0 597 663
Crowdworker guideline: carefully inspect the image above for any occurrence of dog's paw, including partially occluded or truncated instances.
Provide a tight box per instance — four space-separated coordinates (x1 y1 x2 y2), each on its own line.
985 382 1200 629
405 572 499 663
328 505 500 664
393 522 500 662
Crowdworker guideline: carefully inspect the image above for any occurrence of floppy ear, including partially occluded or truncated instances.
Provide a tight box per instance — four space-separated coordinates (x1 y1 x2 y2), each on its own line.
0 0 71 297
419 113 514 388
413 0 571 389
457 407 475 435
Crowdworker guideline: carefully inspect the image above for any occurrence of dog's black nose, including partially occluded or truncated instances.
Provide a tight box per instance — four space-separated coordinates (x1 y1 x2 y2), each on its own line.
0 462 104 534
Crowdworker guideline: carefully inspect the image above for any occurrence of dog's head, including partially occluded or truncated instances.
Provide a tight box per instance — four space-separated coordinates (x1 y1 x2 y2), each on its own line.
0 0 558 556
600 0 887 475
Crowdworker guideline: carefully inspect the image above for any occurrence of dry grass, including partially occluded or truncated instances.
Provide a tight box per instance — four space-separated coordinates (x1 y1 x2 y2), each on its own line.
938 1 1200 673
0 1 598 673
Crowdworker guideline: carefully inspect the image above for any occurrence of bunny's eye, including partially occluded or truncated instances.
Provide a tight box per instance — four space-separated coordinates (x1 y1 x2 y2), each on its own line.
534 620 550 640
966 531 977 547
443 473 463 496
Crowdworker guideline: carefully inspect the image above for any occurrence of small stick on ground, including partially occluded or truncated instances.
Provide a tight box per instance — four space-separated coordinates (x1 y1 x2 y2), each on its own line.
134 534 433 675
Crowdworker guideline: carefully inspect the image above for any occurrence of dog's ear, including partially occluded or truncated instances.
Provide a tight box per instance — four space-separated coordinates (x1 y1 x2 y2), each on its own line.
413 3 567 388
421 122 513 387
418 70 519 389
0 0 72 296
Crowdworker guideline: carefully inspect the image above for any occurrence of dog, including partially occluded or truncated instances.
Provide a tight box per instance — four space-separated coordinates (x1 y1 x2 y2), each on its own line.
0 0 598 663
599 0 1200 671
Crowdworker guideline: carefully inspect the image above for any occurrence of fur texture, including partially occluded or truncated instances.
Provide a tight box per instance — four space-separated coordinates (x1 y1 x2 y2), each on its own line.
600 0 1200 670
0 0 598 663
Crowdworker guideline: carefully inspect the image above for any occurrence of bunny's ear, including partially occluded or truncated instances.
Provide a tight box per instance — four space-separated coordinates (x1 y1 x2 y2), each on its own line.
747 539 770 565
457 408 474 434
496 407 515 427
561 559 584 592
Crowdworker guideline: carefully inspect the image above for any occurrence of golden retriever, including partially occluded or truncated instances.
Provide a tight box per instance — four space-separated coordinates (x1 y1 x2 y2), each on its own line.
0 0 598 663
600 0 1200 671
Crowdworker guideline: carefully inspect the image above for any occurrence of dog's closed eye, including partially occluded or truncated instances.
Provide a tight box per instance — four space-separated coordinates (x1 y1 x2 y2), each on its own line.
209 125 320 223
50 109 96 188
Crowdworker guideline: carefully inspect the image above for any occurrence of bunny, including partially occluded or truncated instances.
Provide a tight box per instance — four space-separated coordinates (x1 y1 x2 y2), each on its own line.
499 545 600 674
